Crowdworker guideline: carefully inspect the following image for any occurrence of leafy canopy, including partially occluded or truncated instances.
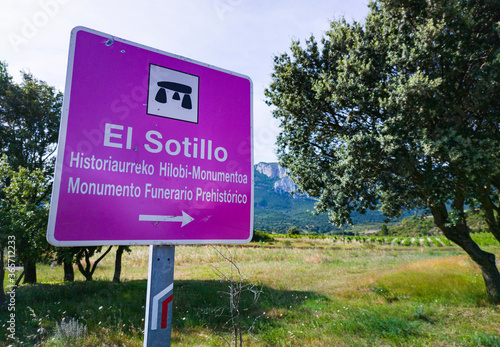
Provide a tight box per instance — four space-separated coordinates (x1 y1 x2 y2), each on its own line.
0 61 62 174
266 0 500 231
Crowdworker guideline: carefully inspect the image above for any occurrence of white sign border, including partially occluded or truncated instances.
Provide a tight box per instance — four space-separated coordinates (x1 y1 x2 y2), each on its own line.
46 26 254 247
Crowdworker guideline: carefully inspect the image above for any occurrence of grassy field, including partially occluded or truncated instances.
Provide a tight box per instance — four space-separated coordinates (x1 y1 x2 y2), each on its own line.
2 243 500 346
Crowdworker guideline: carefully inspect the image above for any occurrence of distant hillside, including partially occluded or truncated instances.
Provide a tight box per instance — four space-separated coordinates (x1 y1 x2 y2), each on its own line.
385 210 488 237
253 162 391 234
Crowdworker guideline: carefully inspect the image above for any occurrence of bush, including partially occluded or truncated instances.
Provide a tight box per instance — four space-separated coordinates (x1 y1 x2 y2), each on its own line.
380 223 389 236
471 232 498 246
51 318 87 346
251 230 274 242
431 237 442 247
439 237 452 246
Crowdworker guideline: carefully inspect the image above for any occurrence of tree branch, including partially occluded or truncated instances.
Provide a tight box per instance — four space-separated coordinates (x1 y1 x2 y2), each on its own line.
90 246 113 277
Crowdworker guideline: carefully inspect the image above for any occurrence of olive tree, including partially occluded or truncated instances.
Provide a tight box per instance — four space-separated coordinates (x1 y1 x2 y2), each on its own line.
266 0 500 301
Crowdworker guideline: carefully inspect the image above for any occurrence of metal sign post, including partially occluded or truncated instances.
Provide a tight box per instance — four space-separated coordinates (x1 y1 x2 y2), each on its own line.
144 245 175 346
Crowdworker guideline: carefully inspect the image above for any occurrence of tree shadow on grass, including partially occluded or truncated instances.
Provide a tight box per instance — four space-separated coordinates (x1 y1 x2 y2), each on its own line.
1 279 327 344
172 279 327 337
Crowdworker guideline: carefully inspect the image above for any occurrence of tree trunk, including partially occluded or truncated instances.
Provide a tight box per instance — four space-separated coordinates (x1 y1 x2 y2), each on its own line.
76 260 93 281
76 249 94 281
22 258 37 284
76 246 113 281
113 246 125 283
449 231 500 302
431 204 500 303
63 260 74 282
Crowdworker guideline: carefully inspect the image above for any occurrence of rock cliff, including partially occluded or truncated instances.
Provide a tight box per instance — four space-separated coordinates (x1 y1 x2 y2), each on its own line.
255 162 298 194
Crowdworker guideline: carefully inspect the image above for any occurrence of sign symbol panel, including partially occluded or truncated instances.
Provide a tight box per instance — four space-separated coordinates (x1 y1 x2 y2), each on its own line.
147 64 199 123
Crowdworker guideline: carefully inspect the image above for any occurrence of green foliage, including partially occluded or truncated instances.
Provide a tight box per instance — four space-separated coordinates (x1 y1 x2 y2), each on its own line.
471 233 498 247
403 238 412 247
440 237 453 246
0 61 62 174
287 226 301 235
431 237 441 247
388 215 437 236
0 61 62 283
265 0 500 298
251 230 274 243
0 156 52 263
380 223 389 236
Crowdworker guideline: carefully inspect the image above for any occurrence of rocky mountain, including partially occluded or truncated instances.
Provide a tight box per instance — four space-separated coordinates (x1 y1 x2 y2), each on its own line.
255 162 288 179
255 162 299 194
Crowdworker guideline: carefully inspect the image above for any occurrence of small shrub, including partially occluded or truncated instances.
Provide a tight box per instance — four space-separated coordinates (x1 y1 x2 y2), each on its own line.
431 237 442 247
380 223 389 236
51 318 87 345
251 230 274 243
440 237 452 246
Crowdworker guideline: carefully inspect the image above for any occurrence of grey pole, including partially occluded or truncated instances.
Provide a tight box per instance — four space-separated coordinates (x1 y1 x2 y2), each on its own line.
144 245 175 347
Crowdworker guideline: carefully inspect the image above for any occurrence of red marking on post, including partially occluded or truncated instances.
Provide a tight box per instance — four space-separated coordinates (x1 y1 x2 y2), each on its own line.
161 295 173 329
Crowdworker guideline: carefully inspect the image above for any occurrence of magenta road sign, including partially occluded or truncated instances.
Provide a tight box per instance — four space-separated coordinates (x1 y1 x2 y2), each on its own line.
47 27 253 246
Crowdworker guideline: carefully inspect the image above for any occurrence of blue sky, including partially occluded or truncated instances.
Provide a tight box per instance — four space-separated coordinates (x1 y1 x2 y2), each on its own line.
1 0 369 163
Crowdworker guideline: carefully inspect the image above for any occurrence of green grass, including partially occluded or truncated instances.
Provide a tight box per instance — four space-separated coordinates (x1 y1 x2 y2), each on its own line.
2 245 500 346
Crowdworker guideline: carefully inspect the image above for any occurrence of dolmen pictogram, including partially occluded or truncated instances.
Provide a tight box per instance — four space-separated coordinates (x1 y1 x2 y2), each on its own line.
155 81 193 109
